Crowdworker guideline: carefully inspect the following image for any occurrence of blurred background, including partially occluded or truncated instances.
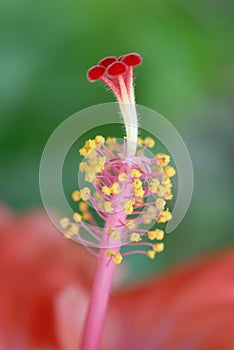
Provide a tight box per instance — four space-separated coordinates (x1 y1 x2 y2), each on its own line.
0 0 233 282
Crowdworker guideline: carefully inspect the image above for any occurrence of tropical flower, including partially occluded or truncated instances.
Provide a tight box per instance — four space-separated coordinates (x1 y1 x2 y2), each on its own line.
58 53 177 349
0 204 234 350
60 53 175 264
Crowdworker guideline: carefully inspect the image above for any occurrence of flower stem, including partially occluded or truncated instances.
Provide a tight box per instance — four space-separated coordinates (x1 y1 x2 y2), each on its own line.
81 216 120 350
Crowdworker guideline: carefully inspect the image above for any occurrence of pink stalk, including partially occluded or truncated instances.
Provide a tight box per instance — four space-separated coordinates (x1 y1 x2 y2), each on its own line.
81 214 123 350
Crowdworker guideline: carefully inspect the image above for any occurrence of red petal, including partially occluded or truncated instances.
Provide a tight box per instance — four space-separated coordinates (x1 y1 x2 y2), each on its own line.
87 65 105 82
121 53 142 67
107 62 127 76
98 56 116 68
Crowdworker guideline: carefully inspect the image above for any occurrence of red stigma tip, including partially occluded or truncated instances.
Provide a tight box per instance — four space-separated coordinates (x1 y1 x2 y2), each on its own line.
87 65 105 82
98 56 116 68
121 53 142 67
107 62 127 76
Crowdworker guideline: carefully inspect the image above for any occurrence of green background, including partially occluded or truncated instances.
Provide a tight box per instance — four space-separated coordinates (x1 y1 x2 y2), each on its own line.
1 0 233 282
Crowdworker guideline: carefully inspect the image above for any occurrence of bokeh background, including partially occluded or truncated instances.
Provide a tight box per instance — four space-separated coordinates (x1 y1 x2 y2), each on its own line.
1 0 234 282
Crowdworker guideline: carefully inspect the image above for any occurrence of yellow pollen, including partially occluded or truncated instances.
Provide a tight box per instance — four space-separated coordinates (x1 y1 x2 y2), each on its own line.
155 229 164 240
123 199 135 215
95 157 106 173
85 169 96 183
110 182 122 194
104 201 114 213
156 185 165 198
102 186 111 196
157 209 172 223
130 169 141 178
162 178 172 189
144 137 155 148
155 153 170 167
64 225 79 239
79 162 88 172
80 187 91 201
82 212 91 221
112 253 123 265
125 220 136 230
72 190 81 202
118 172 127 182
95 135 105 146
148 231 157 240
137 137 144 146
108 228 120 240
60 217 70 229
88 156 98 167
147 250 156 259
134 187 145 198
165 192 173 200
155 198 166 210
148 179 161 193
153 242 164 253
164 166 176 178
151 178 160 185
79 139 96 157
130 233 142 242
107 250 115 258
79 201 89 212
70 225 79 234
132 179 142 189
73 212 82 223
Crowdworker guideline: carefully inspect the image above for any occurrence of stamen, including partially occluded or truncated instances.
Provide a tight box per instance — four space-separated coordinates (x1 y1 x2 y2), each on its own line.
61 54 176 264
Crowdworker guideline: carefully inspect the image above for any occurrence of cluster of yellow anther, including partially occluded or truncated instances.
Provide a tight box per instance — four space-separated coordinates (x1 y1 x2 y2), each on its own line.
148 153 176 202
137 136 155 148
79 135 105 157
107 250 123 265
130 232 142 242
108 228 120 240
123 199 135 215
132 176 145 198
102 182 122 196
103 201 114 213
147 242 165 259
59 217 79 239
148 229 164 240
72 188 90 202
59 133 176 264
79 135 107 183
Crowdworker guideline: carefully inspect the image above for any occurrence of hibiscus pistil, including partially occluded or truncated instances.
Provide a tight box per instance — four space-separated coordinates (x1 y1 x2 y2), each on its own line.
59 53 176 350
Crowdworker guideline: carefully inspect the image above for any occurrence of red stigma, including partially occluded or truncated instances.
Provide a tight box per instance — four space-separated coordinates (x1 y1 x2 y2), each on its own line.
87 53 142 101
121 53 142 67
87 65 106 82
107 62 127 77
98 56 116 68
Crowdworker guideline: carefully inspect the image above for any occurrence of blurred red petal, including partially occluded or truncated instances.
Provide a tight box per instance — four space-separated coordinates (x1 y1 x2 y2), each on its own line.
109 249 234 350
55 285 89 350
0 204 95 349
